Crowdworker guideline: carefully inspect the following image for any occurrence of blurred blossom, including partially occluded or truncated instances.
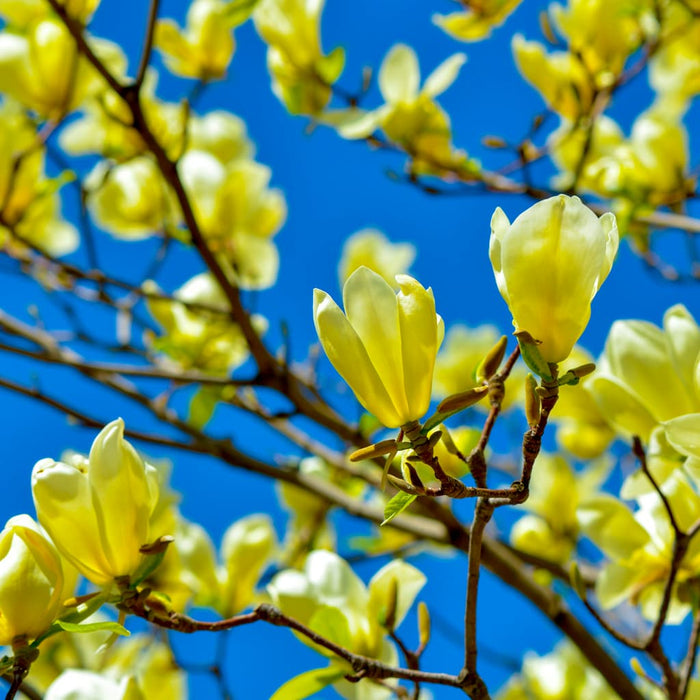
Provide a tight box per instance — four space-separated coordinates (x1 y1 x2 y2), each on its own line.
338 229 415 289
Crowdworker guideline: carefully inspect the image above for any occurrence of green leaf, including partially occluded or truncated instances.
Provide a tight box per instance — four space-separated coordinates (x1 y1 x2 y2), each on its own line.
188 386 221 430
382 491 417 526
270 666 346 700
55 620 130 637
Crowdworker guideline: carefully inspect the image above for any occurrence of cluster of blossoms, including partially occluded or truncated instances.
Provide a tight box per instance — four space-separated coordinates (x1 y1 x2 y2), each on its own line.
312 191 700 639
315 194 618 431
0 415 430 699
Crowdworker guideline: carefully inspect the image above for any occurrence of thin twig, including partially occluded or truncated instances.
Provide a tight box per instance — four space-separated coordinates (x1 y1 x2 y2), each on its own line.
135 0 161 89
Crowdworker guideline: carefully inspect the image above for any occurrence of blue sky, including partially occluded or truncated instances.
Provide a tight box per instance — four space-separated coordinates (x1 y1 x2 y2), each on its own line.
2 0 700 697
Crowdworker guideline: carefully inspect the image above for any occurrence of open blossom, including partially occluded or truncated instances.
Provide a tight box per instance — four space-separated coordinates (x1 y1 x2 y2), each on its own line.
590 304 700 445
155 0 236 80
489 194 618 363
32 419 159 586
313 266 443 428
268 550 425 699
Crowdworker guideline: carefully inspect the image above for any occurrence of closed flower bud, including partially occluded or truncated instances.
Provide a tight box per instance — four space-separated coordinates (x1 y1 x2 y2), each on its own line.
489 195 619 364
0 514 64 645
32 419 159 587
313 266 444 428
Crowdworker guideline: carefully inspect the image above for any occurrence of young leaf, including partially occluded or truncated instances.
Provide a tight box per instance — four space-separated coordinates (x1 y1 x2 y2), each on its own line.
55 620 130 637
269 666 347 700
382 491 417 526
188 387 221 430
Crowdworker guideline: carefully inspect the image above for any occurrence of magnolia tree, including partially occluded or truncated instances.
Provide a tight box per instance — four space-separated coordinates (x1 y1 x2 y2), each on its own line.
0 0 699 698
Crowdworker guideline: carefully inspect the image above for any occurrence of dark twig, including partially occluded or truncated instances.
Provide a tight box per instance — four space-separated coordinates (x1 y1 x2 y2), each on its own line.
135 0 161 89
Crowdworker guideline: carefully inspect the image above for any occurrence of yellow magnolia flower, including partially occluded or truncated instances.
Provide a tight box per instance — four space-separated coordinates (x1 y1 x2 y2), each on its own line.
268 550 425 699
548 0 648 83
155 0 236 80
510 453 608 564
102 635 186 700
32 419 160 587
550 107 689 205
313 266 444 428
512 35 593 120
178 151 286 289
0 102 77 256
550 346 615 458
0 514 64 645
649 7 700 106
0 0 100 26
549 115 626 195
489 195 619 364
217 514 276 617
44 670 144 700
0 18 124 118
433 0 522 43
146 272 267 375
579 471 700 623
59 72 186 162
188 110 253 164
590 304 700 443
622 107 689 200
498 640 617 700
254 0 344 115
338 229 415 289
86 157 179 240
332 45 468 175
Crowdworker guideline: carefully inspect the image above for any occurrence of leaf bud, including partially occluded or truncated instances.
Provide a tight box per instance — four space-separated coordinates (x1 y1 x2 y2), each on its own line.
418 601 431 649
525 373 541 428
476 335 507 382
349 439 398 462
437 385 489 414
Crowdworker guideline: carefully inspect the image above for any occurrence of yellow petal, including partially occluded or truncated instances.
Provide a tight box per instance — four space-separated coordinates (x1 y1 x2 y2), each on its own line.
378 44 420 104
396 275 439 420
343 267 409 420
313 288 401 427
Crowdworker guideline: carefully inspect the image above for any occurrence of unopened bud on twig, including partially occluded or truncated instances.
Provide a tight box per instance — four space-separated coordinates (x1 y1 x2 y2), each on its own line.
349 439 398 463
437 385 489 414
525 373 541 428
418 602 431 649
557 362 596 386
476 335 508 383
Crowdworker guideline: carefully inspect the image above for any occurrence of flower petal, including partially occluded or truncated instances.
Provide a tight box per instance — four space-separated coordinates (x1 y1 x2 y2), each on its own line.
313 287 401 426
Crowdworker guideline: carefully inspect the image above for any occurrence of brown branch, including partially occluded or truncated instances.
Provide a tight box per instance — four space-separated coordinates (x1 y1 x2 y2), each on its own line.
1 675 42 700
633 436 681 534
0 339 257 388
680 608 700 699
461 498 495 699
126 597 466 690
135 0 161 89
0 359 645 700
